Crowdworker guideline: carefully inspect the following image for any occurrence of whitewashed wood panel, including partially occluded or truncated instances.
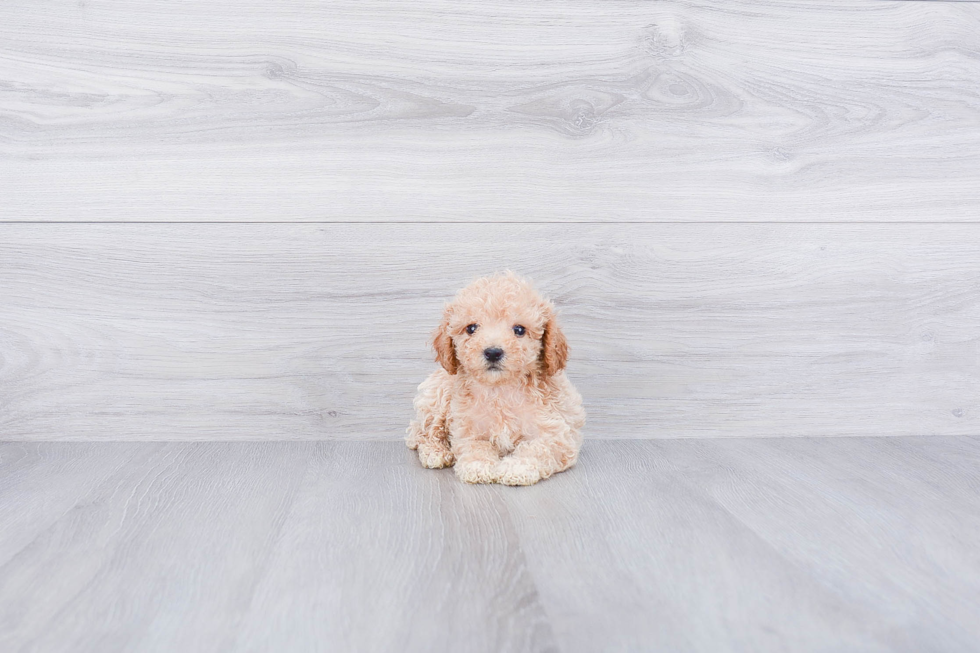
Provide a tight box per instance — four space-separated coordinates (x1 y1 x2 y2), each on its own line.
1 0 978 222
2 439 979 651
1 223 977 440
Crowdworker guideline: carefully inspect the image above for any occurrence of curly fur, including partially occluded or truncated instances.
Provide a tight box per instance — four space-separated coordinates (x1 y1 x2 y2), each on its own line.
407 272 585 485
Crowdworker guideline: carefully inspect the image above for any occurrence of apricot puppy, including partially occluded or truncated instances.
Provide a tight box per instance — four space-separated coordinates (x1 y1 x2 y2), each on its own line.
407 272 585 485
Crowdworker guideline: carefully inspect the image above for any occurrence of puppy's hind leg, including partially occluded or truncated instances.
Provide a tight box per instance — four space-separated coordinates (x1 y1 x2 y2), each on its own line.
406 370 455 469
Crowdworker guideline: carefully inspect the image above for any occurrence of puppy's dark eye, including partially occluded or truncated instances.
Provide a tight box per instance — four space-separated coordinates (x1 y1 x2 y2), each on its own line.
513 325 526 337
466 324 479 335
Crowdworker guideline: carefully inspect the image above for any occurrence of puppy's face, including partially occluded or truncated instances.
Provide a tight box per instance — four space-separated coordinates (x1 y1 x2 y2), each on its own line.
452 311 544 384
433 274 567 384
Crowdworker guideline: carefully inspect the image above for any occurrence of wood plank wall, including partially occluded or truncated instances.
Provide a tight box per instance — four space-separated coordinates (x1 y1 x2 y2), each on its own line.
1 0 978 440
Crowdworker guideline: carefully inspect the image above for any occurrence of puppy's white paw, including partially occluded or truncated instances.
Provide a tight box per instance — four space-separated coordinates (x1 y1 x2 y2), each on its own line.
454 458 498 484
417 443 455 469
497 457 543 486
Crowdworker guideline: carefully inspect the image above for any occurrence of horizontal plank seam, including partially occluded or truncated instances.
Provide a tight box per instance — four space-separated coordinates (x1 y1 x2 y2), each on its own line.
3 436 979 443
3 221 980 226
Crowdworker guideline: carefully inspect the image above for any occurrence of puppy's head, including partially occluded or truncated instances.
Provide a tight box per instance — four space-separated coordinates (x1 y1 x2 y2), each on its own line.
432 272 568 384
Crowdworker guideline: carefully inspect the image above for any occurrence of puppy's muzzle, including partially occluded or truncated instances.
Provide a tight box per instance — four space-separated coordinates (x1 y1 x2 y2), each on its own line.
483 347 504 367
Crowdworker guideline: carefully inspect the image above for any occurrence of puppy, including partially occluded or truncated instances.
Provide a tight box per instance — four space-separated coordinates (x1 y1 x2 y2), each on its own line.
407 272 585 485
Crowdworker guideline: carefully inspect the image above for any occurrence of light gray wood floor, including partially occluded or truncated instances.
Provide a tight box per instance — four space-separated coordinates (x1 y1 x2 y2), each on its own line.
2 437 978 652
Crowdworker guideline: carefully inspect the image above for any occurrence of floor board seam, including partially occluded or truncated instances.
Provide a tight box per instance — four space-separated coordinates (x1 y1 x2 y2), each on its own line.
4 221 980 225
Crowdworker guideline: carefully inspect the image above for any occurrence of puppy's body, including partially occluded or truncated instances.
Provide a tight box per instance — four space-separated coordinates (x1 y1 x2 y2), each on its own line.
407 273 585 485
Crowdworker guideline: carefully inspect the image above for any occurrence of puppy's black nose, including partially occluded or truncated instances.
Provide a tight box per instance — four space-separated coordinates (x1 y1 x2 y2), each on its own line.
483 347 504 363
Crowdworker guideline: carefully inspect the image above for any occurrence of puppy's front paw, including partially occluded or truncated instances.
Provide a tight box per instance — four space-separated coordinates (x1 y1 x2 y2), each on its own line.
417 443 455 469
497 457 542 486
454 458 498 484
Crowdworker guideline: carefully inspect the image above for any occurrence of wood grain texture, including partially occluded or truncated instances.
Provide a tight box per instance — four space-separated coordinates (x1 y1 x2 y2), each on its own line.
232 442 555 653
505 437 980 652
2 223 978 440
0 442 313 652
1 0 978 222
1 438 978 652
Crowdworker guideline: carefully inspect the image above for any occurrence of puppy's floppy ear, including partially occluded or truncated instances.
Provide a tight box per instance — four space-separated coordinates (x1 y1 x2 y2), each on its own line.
540 310 569 376
432 304 459 375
